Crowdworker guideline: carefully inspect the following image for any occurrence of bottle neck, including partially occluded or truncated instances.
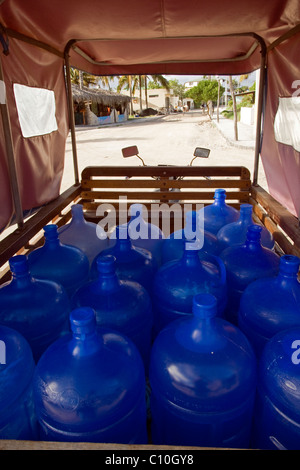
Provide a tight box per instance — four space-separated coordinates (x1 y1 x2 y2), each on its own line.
71 205 85 224
277 255 300 286
182 245 201 267
245 237 261 251
213 189 226 207
213 196 226 207
117 238 132 251
44 225 61 248
239 205 253 225
70 307 101 356
115 225 132 251
96 270 120 292
10 255 33 287
178 294 219 349
95 255 120 291
244 225 262 251
11 270 32 288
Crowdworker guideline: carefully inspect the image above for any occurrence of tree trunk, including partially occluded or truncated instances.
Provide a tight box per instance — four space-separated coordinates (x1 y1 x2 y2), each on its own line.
79 70 83 89
128 75 133 115
145 76 148 109
229 76 238 140
139 76 143 111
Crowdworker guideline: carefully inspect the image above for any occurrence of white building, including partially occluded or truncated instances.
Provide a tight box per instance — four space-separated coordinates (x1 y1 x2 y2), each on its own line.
122 88 194 113
184 80 200 90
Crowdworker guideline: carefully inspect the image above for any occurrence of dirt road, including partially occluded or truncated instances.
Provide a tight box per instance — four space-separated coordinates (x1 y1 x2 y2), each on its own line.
61 111 267 191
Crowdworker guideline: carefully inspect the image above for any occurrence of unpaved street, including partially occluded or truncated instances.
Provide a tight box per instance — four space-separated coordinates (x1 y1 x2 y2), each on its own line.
61 111 267 192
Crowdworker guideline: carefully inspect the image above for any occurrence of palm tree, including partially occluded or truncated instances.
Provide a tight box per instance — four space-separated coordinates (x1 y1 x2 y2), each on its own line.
98 76 117 91
229 76 238 141
145 75 170 107
117 75 140 115
70 68 97 88
117 74 170 112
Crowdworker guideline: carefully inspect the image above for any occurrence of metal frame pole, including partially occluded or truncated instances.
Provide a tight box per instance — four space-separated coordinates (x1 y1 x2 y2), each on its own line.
253 46 267 186
64 49 79 184
0 55 24 229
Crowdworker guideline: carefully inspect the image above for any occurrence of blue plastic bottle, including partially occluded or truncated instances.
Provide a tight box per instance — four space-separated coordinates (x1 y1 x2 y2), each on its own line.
91 224 157 294
33 307 147 443
127 203 165 266
238 255 300 359
252 328 300 450
152 241 227 335
220 225 280 325
198 188 239 235
28 224 90 298
161 210 219 265
149 293 257 448
217 203 274 252
58 204 108 266
0 324 37 440
0 255 70 362
71 255 153 369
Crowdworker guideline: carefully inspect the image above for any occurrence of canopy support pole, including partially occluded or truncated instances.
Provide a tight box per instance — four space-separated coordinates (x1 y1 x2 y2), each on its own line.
64 50 79 184
0 55 24 229
253 45 267 186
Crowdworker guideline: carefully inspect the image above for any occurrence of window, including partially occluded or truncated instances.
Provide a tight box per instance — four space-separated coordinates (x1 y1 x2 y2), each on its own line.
13 84 58 138
274 96 300 152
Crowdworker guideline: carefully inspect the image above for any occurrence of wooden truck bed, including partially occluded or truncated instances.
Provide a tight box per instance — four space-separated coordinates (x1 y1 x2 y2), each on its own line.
1 165 299 285
0 164 299 450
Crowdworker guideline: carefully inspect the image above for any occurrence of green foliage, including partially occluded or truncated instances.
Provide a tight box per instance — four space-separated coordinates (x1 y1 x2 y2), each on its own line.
70 68 97 87
185 80 225 107
148 80 162 89
168 79 186 99
149 75 170 90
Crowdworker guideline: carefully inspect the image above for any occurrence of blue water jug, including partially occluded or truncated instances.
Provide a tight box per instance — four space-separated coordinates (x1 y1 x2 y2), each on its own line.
71 255 153 369
92 224 157 293
0 255 70 362
252 328 300 449
152 241 227 335
198 188 239 235
33 307 147 443
220 225 280 325
127 203 165 266
238 255 300 359
28 224 90 298
161 210 219 265
149 293 257 448
58 204 108 266
0 324 38 440
217 203 274 252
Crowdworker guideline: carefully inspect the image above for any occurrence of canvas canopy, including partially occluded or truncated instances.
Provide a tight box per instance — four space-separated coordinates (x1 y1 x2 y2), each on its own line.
0 0 300 231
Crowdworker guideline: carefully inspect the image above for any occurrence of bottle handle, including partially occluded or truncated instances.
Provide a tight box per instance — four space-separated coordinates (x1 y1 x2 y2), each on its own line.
202 253 227 285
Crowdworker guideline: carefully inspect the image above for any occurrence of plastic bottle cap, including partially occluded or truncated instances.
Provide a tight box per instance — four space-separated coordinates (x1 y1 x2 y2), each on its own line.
193 293 217 319
280 255 300 275
246 224 262 241
214 188 226 198
184 240 202 251
70 307 97 335
240 204 253 214
71 204 84 217
9 254 29 274
116 224 129 240
96 255 116 273
43 224 59 239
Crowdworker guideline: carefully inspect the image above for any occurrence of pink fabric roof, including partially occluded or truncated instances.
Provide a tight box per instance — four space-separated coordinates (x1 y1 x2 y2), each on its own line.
1 0 299 75
0 0 299 229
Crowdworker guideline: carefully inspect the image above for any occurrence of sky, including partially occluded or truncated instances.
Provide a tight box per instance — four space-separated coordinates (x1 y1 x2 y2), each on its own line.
161 73 256 86
105 72 256 91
